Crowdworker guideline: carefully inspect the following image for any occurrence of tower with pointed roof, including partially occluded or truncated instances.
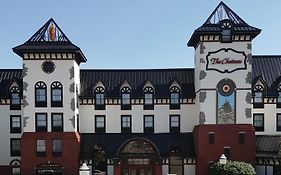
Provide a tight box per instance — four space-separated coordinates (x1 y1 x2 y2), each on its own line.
188 2 261 125
13 18 86 175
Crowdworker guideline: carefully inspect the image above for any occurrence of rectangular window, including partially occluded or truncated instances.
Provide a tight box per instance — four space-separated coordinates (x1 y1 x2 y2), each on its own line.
144 93 154 110
36 113 47 132
170 115 180 133
239 132 245 144
121 93 131 110
253 114 264 131
10 93 21 110
95 115 105 133
277 114 281 131
36 139 46 156
222 29 231 42
170 93 180 109
208 132 215 144
144 115 154 133
253 92 264 108
51 89 62 107
121 115 131 133
10 138 21 157
51 113 63 132
10 115 21 133
52 139 62 156
95 93 105 110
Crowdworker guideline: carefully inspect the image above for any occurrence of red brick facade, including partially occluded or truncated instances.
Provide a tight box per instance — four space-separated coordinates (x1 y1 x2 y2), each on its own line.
21 132 80 175
193 124 256 175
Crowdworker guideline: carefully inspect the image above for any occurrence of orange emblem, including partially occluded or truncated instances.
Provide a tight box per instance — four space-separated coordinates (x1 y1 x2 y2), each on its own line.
49 23 56 41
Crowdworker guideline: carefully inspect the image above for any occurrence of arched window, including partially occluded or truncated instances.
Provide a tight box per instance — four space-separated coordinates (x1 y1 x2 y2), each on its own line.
121 87 131 110
143 86 154 110
10 86 21 110
221 20 232 42
95 86 105 110
217 79 236 124
253 84 264 108
10 159 21 175
51 81 63 107
277 85 281 108
170 86 180 109
35 81 47 107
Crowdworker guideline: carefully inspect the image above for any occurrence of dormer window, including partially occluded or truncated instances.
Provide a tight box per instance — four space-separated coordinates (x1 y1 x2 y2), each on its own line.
51 81 63 107
95 86 105 110
121 87 131 110
170 86 180 109
10 86 21 110
143 86 154 110
221 21 232 42
253 84 264 108
277 85 281 108
35 81 47 107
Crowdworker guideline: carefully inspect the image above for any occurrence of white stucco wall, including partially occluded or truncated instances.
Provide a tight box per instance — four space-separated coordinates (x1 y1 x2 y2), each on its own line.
23 59 79 132
0 105 22 165
253 103 281 135
194 41 252 125
79 103 197 133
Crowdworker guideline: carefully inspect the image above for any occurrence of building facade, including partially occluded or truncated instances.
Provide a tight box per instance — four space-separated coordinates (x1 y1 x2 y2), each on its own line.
0 2 280 175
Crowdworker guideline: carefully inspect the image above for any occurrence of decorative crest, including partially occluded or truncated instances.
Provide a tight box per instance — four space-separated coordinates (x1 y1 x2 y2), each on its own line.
204 2 246 25
27 18 70 43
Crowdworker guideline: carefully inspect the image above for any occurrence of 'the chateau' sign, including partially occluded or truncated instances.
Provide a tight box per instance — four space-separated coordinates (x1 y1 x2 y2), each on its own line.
206 48 247 73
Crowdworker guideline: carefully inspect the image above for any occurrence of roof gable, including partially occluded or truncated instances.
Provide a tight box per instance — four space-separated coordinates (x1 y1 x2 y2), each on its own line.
204 2 246 25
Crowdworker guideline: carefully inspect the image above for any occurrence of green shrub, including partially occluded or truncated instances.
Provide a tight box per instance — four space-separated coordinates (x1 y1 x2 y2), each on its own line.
209 161 255 175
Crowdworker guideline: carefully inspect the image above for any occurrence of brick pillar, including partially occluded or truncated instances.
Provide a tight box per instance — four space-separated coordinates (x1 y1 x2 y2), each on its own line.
155 164 162 175
114 164 121 175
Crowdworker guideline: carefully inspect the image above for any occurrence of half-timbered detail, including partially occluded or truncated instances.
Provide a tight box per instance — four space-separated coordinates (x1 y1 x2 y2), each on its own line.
0 2 280 175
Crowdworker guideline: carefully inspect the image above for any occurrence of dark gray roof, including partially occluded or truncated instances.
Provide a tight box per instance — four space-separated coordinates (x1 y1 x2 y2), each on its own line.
252 55 281 96
80 68 195 98
80 133 195 159
13 18 86 64
188 2 261 47
0 69 22 98
256 135 281 158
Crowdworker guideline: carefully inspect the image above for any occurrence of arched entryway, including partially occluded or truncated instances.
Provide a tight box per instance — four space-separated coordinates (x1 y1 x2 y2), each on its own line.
118 138 159 175
169 142 183 175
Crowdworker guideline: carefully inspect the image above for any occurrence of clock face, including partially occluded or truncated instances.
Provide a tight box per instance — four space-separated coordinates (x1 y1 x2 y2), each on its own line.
42 61 55 73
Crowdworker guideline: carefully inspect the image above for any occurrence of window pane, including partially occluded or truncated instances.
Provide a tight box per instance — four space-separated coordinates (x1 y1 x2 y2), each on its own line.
122 116 130 127
37 114 46 126
144 93 153 104
122 93 130 105
53 140 62 152
52 89 62 101
144 116 153 127
52 114 62 127
171 116 179 127
12 140 20 151
171 93 179 104
11 93 20 104
12 116 21 128
254 92 263 103
36 140 46 152
36 89 46 101
96 94 104 105
96 117 105 128
254 114 263 126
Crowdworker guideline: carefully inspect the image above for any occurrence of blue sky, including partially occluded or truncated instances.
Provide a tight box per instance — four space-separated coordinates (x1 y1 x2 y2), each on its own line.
1 1 280 69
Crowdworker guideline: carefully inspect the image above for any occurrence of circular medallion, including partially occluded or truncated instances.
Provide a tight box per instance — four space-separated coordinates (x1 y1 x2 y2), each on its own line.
42 61 55 74
217 79 236 96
